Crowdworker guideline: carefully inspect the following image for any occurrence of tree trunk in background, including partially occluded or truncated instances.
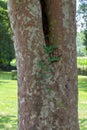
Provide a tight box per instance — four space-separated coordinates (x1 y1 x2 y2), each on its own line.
8 0 79 130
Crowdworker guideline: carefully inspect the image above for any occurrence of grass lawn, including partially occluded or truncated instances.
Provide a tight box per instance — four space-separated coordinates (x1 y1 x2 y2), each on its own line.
78 76 87 130
0 71 17 130
0 71 87 130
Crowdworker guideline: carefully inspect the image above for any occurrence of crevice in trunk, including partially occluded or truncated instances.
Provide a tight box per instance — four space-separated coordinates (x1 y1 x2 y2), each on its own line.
40 0 49 46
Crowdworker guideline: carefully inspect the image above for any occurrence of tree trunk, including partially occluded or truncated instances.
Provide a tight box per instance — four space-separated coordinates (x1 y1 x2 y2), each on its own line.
8 0 79 130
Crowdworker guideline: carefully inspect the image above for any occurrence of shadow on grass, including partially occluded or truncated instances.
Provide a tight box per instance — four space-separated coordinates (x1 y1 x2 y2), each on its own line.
79 118 87 130
0 114 17 130
0 81 9 84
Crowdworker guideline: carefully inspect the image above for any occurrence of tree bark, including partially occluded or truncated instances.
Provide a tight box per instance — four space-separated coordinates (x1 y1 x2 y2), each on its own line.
8 0 79 130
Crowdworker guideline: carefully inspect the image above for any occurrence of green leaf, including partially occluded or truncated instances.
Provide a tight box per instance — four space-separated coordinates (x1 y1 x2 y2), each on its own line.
46 86 51 95
39 60 45 68
48 56 60 63
43 45 58 54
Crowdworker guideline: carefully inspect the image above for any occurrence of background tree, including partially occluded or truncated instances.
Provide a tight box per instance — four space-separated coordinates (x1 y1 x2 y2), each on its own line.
0 0 15 70
78 0 87 51
76 32 86 56
83 30 87 51
8 0 79 130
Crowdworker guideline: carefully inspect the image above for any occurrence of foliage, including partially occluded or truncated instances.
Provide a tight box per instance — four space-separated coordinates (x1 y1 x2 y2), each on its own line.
78 67 87 76
38 45 60 95
77 57 87 75
78 0 87 30
77 57 87 67
43 44 58 54
10 59 16 67
48 56 60 63
83 30 87 50
44 45 60 63
76 32 86 56
0 0 15 69
77 0 87 51
0 0 7 9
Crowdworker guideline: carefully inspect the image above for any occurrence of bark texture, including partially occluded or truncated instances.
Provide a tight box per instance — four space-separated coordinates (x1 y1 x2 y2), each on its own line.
8 0 79 130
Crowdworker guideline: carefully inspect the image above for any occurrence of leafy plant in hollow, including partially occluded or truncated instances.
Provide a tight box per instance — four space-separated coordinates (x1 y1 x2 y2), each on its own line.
38 44 61 94
43 44 58 54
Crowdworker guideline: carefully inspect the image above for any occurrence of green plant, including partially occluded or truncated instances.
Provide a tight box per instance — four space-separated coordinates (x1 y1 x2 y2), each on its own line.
37 44 61 94
43 44 58 54
39 60 45 69
48 56 60 63
46 86 51 95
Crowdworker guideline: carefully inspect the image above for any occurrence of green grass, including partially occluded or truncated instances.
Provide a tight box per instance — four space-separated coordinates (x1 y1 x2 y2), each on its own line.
0 71 87 130
78 76 87 130
0 71 17 130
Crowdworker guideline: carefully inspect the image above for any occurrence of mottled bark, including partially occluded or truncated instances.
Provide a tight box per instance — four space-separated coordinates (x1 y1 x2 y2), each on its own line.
8 0 79 130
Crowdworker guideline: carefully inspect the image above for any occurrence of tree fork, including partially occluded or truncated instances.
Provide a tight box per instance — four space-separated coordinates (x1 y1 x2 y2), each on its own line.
40 0 50 46
8 0 80 130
